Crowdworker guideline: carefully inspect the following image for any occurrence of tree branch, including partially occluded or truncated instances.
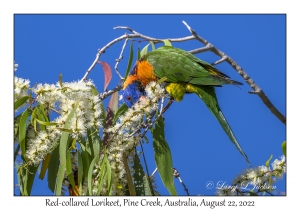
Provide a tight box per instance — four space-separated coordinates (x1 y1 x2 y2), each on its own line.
173 168 190 196
182 21 286 125
98 85 122 101
114 38 129 80
80 27 196 82
84 21 285 125
80 34 128 82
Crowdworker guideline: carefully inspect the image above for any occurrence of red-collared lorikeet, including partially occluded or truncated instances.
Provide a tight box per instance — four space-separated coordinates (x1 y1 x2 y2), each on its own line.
121 46 250 166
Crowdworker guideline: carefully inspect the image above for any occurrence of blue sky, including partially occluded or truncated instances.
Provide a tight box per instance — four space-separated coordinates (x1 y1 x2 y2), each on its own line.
14 14 286 196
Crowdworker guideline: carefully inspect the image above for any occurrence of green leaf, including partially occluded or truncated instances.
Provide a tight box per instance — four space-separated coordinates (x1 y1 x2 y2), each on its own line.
143 136 149 144
157 76 168 84
59 73 63 87
94 134 102 157
38 103 49 122
282 141 286 156
35 118 58 126
14 114 22 138
84 137 93 162
77 151 83 195
90 85 99 96
70 138 77 149
124 42 134 81
143 176 153 195
16 164 24 195
99 102 106 128
49 140 60 154
266 154 273 167
35 107 46 131
24 164 39 195
66 150 79 195
151 117 177 195
56 157 67 195
163 39 172 46
39 153 50 180
138 47 141 60
249 191 259 196
48 145 60 193
14 96 30 110
150 41 156 51
56 128 73 133
14 144 20 163
30 107 37 125
123 154 136 195
87 129 95 159
19 109 29 158
104 156 112 195
88 128 102 159
55 105 77 195
97 157 107 195
113 103 128 125
79 143 90 179
88 155 99 195
133 154 151 195
140 43 150 58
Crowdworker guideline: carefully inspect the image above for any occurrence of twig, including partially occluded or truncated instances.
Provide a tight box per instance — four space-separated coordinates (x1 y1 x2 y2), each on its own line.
173 168 190 196
159 97 165 114
49 107 61 114
151 167 158 178
161 98 174 115
114 26 195 43
114 39 129 80
80 27 196 82
182 21 286 125
80 34 128 82
138 99 174 139
99 107 156 156
188 45 214 54
211 56 228 66
98 85 122 101
128 111 156 138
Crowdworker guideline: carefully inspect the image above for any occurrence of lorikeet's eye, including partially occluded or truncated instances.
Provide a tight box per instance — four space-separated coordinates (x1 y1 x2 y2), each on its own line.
126 96 132 101
121 81 144 107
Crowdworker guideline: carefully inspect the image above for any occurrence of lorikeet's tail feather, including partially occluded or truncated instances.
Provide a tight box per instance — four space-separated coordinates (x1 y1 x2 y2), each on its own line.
227 79 243 86
188 76 243 86
186 84 251 166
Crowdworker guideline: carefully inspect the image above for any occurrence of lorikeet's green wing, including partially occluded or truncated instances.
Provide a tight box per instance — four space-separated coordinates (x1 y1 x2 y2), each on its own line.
186 84 251 166
143 46 242 86
156 46 229 75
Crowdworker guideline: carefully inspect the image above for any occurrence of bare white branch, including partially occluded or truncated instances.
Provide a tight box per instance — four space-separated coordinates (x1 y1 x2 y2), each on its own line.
114 38 129 80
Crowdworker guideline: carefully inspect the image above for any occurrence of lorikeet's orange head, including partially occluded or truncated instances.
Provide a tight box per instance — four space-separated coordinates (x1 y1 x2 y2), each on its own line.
123 74 139 89
134 60 157 86
123 60 157 89
122 60 157 107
